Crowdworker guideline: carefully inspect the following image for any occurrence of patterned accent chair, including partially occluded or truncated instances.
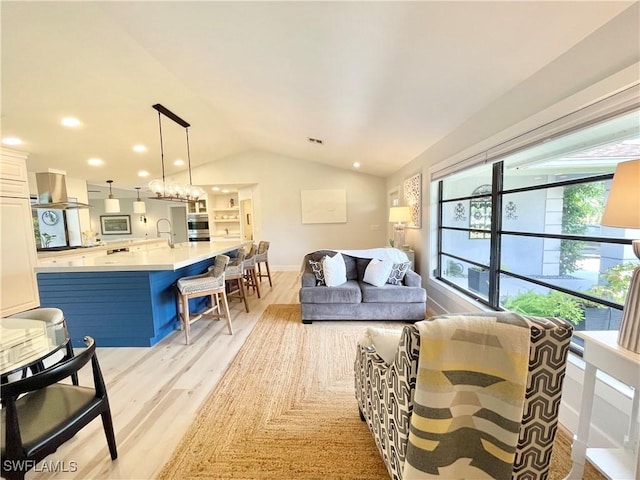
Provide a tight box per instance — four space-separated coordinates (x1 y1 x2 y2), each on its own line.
354 312 573 480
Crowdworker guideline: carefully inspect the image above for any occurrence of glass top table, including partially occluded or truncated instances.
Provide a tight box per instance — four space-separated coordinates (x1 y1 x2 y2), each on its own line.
0 316 70 379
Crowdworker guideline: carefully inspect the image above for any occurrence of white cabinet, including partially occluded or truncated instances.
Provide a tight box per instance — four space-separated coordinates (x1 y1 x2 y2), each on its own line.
1 149 39 316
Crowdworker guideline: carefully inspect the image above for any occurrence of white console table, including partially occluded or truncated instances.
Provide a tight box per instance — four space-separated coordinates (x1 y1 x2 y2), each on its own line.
565 331 640 480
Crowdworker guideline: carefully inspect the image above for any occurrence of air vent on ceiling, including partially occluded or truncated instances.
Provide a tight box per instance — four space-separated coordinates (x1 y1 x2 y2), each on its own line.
307 137 324 145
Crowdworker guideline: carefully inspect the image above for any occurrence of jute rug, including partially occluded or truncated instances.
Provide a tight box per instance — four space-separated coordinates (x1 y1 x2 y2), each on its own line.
158 304 603 480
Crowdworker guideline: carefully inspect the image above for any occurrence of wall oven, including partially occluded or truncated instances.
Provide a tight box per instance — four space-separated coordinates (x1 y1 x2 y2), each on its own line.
187 214 210 242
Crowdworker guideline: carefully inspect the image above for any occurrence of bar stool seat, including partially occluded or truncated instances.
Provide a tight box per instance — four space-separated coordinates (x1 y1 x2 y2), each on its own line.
176 255 231 345
255 240 272 287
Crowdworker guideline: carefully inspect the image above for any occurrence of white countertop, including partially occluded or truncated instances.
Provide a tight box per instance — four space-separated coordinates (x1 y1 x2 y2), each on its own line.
35 240 251 273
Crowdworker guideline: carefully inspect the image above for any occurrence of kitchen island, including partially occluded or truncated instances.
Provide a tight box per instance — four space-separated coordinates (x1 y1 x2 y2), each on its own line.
35 240 250 347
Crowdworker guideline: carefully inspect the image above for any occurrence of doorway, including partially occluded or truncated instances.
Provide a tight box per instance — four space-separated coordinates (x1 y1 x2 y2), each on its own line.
240 199 253 242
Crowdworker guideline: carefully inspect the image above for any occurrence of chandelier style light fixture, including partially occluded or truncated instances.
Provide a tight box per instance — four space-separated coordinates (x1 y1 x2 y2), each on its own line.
148 104 205 204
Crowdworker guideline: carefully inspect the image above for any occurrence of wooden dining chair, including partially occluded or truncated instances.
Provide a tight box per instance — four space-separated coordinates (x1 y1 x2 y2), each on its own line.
224 250 249 313
0 336 117 480
255 240 272 287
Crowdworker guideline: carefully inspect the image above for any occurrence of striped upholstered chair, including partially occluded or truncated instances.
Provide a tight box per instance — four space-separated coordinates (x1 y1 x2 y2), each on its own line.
355 312 573 480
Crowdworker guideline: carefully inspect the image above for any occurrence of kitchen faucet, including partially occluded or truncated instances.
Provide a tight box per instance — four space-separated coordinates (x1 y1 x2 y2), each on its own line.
156 218 174 248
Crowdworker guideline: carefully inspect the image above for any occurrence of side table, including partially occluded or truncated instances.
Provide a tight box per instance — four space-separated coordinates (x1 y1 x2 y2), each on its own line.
565 331 640 479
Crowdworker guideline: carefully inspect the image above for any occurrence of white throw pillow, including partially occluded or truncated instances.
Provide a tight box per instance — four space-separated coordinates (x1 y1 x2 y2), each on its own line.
322 252 347 287
363 258 394 287
366 327 402 364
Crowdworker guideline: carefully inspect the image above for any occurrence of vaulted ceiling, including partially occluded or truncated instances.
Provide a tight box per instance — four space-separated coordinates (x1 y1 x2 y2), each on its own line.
1 1 634 190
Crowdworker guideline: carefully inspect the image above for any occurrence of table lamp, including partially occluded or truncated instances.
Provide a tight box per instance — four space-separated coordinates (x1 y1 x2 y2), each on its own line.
389 206 412 250
601 158 640 353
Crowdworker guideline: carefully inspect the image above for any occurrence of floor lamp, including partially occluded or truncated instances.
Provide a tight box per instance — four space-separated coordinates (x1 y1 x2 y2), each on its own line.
601 158 640 353
389 206 412 250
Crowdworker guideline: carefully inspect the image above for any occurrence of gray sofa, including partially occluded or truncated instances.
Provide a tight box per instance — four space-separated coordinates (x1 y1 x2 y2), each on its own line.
299 249 427 324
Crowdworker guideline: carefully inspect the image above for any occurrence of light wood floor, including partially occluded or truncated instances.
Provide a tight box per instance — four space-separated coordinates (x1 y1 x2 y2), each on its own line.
29 271 301 480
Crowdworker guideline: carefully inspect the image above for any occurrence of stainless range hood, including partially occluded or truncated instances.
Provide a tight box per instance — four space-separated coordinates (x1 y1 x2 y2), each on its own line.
31 172 91 209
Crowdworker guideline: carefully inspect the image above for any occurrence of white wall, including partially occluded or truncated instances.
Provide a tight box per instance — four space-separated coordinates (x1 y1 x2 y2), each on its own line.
87 196 180 242
190 150 388 269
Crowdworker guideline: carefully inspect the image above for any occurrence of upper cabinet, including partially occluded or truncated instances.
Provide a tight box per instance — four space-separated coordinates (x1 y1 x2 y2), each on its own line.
1 148 40 315
187 198 207 214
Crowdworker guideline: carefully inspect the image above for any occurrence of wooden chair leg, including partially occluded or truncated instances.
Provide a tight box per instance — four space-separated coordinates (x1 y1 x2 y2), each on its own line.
181 294 190 345
265 261 272 287
220 291 233 334
252 268 261 298
101 408 118 460
237 277 249 312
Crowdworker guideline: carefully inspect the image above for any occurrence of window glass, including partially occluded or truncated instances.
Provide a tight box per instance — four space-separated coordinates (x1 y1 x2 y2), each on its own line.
502 110 639 191
441 163 492 200
440 255 489 300
441 229 490 267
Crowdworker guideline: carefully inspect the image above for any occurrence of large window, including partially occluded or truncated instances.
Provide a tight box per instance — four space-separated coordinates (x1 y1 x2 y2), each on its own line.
435 108 639 347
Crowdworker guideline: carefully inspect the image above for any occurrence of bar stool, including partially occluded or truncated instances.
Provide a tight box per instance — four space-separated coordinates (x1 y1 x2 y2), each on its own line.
7 307 78 385
255 241 272 287
224 250 249 313
243 244 261 298
176 255 231 345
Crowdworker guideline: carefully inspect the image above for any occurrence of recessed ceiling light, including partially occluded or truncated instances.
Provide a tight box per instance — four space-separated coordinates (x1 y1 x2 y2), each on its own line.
61 117 81 127
222 189 230 193
174 159 185 166
353 162 361 168
87 158 103 166
2 137 22 146
211 186 220 191
138 170 150 177
133 144 147 153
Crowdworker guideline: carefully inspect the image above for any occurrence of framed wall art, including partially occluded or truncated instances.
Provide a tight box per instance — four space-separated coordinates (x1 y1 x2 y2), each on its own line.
301 189 347 224
100 215 132 235
403 173 422 228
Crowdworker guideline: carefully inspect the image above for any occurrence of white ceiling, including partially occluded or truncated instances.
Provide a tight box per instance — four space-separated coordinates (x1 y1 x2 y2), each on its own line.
1 1 634 192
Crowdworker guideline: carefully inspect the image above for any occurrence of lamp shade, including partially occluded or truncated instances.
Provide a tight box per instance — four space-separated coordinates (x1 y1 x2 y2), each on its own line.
389 206 412 223
104 198 120 213
601 159 640 229
133 200 146 214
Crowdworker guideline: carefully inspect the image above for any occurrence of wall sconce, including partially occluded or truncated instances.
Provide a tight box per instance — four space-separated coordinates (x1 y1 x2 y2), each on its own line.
104 180 120 213
389 206 412 249
601 158 640 353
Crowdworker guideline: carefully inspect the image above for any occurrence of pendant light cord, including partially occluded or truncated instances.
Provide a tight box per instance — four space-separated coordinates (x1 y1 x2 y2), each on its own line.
157 110 166 185
186 127 192 186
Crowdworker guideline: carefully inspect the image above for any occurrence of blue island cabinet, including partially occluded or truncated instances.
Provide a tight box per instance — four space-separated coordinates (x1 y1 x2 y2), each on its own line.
37 257 216 347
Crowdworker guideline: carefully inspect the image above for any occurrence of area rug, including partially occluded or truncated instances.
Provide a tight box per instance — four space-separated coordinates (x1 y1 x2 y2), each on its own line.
158 304 603 480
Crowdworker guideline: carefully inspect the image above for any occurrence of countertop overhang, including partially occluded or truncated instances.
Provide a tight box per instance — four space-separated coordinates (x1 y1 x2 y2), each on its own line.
35 240 251 273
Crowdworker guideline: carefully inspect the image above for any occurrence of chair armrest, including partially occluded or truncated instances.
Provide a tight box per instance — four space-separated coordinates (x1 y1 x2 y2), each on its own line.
301 272 317 287
403 269 422 287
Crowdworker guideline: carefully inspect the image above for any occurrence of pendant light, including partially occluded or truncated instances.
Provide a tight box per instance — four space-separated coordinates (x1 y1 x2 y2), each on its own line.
133 187 146 214
148 104 205 203
104 180 120 213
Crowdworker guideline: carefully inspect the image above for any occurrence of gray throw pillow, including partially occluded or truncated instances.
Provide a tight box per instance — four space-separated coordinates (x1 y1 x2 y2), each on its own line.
387 261 411 285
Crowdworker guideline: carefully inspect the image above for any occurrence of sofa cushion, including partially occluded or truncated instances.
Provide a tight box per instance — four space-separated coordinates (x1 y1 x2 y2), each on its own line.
356 257 371 281
387 261 411 285
299 280 362 304
360 281 427 303
323 252 347 287
363 258 394 287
